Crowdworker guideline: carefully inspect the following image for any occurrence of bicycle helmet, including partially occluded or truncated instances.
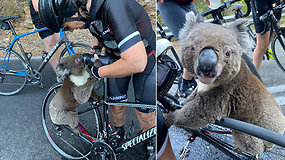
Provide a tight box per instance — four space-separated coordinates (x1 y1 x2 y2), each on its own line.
38 0 79 32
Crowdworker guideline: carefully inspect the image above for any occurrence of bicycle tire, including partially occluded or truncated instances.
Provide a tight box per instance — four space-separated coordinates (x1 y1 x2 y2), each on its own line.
42 83 101 159
241 53 263 82
0 47 27 96
60 43 92 58
272 33 285 73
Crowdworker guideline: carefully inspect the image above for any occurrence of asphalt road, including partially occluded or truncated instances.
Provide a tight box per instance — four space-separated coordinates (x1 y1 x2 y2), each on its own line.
167 39 285 159
0 60 146 160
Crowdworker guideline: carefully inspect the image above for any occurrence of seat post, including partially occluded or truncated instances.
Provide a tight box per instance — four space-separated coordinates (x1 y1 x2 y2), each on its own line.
7 21 17 36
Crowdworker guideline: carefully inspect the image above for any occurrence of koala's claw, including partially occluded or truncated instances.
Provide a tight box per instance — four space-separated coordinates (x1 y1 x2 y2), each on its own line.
182 87 198 105
73 126 82 135
233 147 243 154
164 112 176 128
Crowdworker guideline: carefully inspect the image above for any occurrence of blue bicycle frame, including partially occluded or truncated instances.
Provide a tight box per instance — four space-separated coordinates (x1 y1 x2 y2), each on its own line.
1 27 78 77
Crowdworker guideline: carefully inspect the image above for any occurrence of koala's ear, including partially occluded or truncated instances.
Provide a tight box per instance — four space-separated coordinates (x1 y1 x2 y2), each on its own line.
179 12 204 41
227 19 254 53
55 62 70 82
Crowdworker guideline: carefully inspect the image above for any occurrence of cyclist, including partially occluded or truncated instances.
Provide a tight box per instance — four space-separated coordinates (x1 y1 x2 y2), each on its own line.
30 0 62 71
157 0 197 98
38 0 156 149
157 108 176 160
251 0 282 72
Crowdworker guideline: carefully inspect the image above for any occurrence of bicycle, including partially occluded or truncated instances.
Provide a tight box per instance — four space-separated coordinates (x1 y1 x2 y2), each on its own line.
0 16 92 96
157 91 285 160
41 54 156 160
256 2 285 73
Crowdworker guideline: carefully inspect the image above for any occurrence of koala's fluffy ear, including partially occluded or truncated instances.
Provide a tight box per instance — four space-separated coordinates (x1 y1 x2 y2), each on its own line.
179 12 204 41
227 19 254 54
55 60 70 82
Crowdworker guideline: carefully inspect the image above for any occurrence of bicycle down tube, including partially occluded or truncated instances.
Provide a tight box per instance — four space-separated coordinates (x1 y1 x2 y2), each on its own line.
37 29 76 72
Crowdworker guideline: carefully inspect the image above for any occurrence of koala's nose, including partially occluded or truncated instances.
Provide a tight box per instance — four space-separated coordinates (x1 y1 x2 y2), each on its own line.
196 48 217 78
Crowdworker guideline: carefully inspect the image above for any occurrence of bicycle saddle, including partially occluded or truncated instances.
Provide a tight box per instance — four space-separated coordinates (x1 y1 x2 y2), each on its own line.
231 4 244 11
0 16 20 21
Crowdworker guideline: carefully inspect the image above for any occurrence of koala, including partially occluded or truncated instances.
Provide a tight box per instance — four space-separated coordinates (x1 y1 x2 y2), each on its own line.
164 12 285 156
49 54 100 134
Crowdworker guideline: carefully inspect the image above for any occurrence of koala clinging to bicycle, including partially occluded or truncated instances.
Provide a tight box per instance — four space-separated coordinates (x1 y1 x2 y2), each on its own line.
49 54 100 134
164 12 285 156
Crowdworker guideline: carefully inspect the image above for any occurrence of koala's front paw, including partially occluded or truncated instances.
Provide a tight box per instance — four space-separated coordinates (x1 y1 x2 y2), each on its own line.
73 126 82 135
182 87 197 105
89 76 97 83
164 111 176 128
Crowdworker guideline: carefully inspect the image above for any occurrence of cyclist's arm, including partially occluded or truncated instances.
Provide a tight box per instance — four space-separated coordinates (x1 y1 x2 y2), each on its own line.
96 2 148 78
32 0 39 12
97 41 147 78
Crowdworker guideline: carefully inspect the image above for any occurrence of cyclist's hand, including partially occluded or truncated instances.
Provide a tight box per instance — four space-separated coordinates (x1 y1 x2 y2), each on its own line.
157 0 164 3
164 111 175 128
90 45 102 54
91 54 103 79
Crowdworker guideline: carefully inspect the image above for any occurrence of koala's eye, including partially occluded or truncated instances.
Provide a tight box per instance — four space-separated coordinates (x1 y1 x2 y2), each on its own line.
190 45 195 52
75 58 80 63
225 51 231 57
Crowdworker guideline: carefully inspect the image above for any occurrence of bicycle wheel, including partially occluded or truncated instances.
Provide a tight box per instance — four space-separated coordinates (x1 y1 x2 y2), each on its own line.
60 43 92 57
271 33 285 73
42 83 101 159
0 47 27 96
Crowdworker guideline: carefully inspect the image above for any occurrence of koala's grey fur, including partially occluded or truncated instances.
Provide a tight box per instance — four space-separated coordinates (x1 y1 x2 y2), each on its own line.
164 12 285 155
49 54 100 133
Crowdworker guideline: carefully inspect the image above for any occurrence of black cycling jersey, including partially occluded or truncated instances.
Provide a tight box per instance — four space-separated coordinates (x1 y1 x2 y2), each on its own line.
88 0 156 58
87 0 156 108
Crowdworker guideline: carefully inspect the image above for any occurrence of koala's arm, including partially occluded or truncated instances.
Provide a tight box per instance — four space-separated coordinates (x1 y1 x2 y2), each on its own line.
73 77 97 104
164 95 227 129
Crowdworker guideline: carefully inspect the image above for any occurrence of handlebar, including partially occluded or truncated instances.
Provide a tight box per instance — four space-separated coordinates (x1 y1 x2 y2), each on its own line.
260 2 285 22
81 54 95 66
81 53 114 66
201 0 250 18
201 0 239 17
259 2 285 35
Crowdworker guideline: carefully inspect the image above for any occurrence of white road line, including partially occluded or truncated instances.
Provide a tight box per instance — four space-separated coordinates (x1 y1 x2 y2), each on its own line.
275 97 285 106
266 85 285 106
267 84 285 94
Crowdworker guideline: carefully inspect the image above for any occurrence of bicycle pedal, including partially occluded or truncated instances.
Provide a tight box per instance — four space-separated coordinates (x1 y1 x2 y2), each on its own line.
179 147 190 159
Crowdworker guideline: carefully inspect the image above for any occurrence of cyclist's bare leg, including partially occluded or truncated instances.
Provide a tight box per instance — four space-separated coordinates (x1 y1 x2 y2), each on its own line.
110 105 127 127
135 110 156 132
158 137 176 160
253 31 270 72
42 33 61 71
182 68 192 80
